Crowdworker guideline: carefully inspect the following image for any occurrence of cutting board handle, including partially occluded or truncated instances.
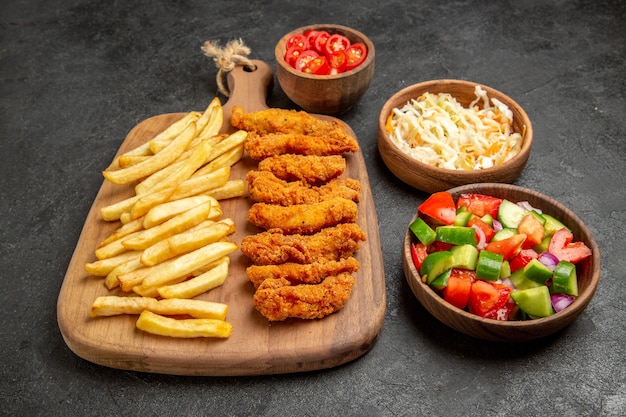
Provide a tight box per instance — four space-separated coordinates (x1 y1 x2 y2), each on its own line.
221 60 273 132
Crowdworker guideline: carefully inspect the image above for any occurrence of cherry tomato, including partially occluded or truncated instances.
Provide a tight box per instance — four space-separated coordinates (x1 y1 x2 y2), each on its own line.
286 34 308 51
302 55 330 75
344 42 367 70
294 50 319 72
324 33 350 55
284 45 303 67
327 50 347 74
313 30 330 54
304 30 319 47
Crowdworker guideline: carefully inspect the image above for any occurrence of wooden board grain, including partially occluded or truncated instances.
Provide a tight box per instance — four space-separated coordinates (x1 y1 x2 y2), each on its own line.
57 60 386 376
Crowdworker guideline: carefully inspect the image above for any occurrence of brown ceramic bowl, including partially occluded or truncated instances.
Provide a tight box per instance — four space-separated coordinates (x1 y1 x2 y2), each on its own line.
403 183 601 342
275 24 375 115
378 80 533 193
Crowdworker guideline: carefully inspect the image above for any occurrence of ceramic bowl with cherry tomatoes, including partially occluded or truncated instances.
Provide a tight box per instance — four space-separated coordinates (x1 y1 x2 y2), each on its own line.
402 183 601 342
275 24 375 115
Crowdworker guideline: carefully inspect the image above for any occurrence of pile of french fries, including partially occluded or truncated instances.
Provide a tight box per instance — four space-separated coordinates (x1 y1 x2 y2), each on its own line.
86 98 245 338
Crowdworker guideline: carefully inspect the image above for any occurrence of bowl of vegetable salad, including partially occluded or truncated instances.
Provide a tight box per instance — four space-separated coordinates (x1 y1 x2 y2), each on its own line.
403 183 600 342
275 24 375 115
378 80 532 193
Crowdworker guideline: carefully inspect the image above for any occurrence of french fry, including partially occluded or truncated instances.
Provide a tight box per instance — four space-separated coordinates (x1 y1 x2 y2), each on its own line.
206 180 246 200
141 218 235 266
85 251 142 276
147 112 201 154
206 130 247 162
122 200 212 251
194 97 222 139
90 296 228 320
191 144 244 178
142 195 213 229
137 241 237 290
95 229 144 260
118 155 151 168
101 194 141 222
158 256 229 299
103 122 196 185
168 166 230 200
134 158 186 195
99 216 145 247
104 257 144 289
136 310 232 338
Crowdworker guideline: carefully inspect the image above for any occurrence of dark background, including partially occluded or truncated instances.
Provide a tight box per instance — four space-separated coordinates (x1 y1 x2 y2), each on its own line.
1 1 624 416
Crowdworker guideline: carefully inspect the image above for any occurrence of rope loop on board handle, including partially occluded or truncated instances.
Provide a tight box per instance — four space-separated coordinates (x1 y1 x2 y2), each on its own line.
201 39 257 97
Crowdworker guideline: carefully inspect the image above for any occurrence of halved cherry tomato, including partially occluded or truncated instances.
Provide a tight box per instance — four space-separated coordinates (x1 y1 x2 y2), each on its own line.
548 228 592 263
294 50 319 72
344 42 367 70
518 213 545 249
327 50 347 74
302 55 330 75
304 29 319 47
484 233 527 260
324 33 350 55
313 30 330 54
418 191 457 225
456 193 503 218
509 248 539 273
468 280 512 320
467 216 496 243
443 269 475 310
410 242 428 271
286 34 308 51
284 45 304 67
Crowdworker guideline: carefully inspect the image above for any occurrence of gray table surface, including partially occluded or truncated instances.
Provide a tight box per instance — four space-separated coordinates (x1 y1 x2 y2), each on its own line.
2 1 624 416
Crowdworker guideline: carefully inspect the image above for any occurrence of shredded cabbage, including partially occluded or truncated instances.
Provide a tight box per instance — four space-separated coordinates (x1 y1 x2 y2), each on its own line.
387 86 523 170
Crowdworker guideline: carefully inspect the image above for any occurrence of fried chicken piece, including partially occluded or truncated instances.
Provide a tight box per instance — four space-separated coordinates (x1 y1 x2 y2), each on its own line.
247 170 360 205
247 197 358 235
246 257 361 288
240 223 366 265
253 273 356 321
244 131 359 160
257 154 346 185
231 106 349 137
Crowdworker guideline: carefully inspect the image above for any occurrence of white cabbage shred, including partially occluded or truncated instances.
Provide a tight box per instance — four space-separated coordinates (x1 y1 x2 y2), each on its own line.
387 86 523 170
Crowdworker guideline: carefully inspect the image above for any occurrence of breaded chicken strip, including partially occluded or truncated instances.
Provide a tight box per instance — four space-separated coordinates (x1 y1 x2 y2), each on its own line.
244 131 359 160
257 154 346 185
240 223 367 265
246 257 361 288
247 170 360 205
253 274 356 321
247 197 358 235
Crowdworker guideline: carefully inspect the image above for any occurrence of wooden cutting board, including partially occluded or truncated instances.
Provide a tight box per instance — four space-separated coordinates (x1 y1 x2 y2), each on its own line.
57 60 386 376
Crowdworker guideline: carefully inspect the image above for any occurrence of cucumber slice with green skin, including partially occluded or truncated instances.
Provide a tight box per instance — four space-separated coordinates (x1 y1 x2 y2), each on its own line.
497 199 528 229
429 268 452 290
523 259 554 284
420 251 455 284
481 213 494 226
450 244 478 270
542 213 569 236
476 250 503 281
511 286 554 317
500 260 511 279
454 211 472 226
435 226 477 246
492 228 516 242
509 268 543 290
551 260 578 296
409 217 436 245
533 235 551 253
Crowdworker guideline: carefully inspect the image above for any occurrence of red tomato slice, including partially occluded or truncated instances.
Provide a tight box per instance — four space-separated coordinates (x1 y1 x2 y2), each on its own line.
294 50 319 72
344 42 367 70
518 214 545 248
286 34 308 51
302 55 330 75
304 30 319 47
468 280 512 320
485 233 527 260
324 33 350 55
418 191 457 225
410 242 428 271
456 193 503 218
313 30 330 54
327 50 347 74
443 269 475 310
284 45 303 67
509 248 539 273
548 228 592 263
467 216 496 243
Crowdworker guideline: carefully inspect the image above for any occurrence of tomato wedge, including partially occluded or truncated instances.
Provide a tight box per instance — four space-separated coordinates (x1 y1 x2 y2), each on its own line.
468 280 512 320
418 191 457 225
456 193 503 218
345 42 367 70
549 228 592 263
410 242 428 271
484 233 527 260
294 50 319 72
518 213 545 248
302 55 330 75
467 216 496 243
509 248 539 273
324 33 350 55
443 269 475 310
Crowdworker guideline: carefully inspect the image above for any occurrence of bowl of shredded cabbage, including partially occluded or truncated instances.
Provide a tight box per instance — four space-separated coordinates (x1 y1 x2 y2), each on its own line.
378 80 533 193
